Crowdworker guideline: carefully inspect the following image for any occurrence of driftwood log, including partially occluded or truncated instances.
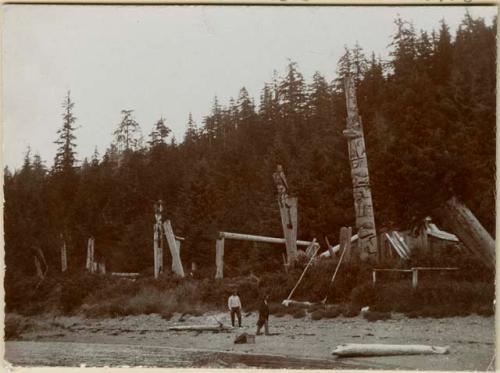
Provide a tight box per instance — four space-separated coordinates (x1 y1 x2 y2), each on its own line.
166 324 233 332
332 343 450 357
282 300 313 308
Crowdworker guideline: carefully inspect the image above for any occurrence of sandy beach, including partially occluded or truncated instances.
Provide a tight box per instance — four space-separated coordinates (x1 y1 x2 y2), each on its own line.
5 311 495 370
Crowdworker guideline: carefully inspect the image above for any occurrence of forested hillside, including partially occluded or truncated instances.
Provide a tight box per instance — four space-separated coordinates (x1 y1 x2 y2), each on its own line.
4 14 496 296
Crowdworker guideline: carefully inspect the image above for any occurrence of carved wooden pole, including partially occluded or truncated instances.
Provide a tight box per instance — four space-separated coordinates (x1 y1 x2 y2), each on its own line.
273 165 298 264
343 76 378 263
153 200 164 279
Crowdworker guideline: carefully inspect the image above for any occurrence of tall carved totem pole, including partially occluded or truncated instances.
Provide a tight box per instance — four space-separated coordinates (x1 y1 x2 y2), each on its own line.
343 76 378 263
273 165 298 264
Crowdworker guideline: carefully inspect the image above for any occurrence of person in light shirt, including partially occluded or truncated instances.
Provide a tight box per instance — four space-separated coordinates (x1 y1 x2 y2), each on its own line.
227 290 242 327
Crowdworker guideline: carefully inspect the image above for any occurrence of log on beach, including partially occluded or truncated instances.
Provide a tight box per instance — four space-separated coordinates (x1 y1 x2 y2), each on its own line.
281 300 313 308
166 324 233 332
332 343 450 357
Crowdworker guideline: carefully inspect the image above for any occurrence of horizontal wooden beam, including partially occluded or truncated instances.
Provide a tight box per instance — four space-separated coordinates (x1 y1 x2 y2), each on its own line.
219 232 318 247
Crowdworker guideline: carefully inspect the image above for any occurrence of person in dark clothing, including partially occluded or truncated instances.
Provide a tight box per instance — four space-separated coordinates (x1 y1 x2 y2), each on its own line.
256 295 270 335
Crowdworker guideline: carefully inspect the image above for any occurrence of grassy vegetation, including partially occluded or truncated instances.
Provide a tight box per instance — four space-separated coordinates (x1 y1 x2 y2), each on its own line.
351 279 494 318
5 257 494 322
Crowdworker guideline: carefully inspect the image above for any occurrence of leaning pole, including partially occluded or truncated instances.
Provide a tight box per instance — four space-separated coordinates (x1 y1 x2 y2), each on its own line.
342 76 378 263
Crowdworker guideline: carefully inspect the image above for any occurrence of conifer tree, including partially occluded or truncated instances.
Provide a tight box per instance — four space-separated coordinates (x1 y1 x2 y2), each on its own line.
148 117 171 147
54 91 78 174
114 109 141 152
184 113 198 144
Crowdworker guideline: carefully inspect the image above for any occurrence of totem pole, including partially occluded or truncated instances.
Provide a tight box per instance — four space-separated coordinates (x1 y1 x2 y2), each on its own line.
273 164 298 264
153 200 164 278
343 76 378 263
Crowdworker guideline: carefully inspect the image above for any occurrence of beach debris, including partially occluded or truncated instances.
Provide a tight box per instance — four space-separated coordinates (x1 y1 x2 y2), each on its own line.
281 300 313 308
332 343 450 357
234 333 256 344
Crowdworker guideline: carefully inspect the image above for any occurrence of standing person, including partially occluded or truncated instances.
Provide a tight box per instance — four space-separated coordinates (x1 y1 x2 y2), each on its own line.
228 290 242 327
256 295 270 336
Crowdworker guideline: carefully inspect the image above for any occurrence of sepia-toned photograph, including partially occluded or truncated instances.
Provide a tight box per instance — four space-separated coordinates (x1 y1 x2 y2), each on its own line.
2 3 497 370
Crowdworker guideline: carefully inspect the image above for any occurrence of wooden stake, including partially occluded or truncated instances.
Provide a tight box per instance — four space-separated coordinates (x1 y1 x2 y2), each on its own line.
322 227 352 304
305 238 318 259
284 245 319 302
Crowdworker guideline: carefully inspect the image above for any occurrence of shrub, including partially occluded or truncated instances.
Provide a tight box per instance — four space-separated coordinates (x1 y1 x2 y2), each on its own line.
269 302 286 315
311 310 324 320
363 311 391 322
476 304 494 317
323 306 342 319
291 309 306 318
350 282 376 307
160 311 173 320
342 304 360 317
5 314 33 340
349 279 494 318
308 303 325 313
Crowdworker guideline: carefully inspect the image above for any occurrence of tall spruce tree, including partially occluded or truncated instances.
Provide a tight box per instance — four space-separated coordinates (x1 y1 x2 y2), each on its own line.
53 91 78 174
114 109 141 152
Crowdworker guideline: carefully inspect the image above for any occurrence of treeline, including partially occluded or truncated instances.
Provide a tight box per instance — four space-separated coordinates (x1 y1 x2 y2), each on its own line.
4 14 496 291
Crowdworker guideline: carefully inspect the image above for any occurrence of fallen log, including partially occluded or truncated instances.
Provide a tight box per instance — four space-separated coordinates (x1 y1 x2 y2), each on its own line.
281 300 313 308
166 324 233 332
332 343 450 357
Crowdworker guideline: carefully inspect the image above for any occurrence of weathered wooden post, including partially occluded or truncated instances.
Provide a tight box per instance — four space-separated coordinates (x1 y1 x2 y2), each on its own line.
215 238 225 279
343 76 378 263
98 261 106 275
173 239 181 272
153 225 160 278
273 165 298 264
163 220 185 277
61 241 67 272
86 237 95 273
412 268 419 289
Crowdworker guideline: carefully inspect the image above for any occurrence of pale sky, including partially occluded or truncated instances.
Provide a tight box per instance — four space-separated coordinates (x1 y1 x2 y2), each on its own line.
3 5 497 170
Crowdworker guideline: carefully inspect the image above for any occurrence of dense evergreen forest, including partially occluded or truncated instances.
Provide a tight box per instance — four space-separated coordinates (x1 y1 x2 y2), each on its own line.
4 14 496 297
